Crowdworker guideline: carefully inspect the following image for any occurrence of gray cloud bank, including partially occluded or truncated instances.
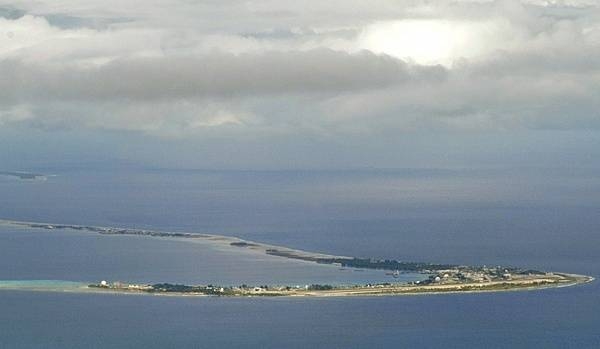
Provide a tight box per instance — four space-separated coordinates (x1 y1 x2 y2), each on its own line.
1 50 440 101
0 0 600 136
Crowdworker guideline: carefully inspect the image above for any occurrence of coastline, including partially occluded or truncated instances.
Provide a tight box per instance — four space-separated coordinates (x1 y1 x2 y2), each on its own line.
0 273 593 298
0 218 594 298
0 218 350 263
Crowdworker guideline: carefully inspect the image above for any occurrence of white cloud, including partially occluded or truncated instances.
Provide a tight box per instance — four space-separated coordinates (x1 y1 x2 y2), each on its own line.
362 16 541 66
0 104 32 125
0 0 599 137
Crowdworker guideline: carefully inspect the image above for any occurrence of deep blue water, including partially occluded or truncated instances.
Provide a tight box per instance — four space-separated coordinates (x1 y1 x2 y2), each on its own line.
0 168 599 348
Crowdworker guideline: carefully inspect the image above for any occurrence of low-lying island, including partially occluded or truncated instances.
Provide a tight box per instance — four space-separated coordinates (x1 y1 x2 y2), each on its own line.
0 219 594 298
87 272 593 297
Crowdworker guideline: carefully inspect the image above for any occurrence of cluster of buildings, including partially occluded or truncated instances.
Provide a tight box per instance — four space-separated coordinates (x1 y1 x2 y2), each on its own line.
96 280 153 291
418 267 514 285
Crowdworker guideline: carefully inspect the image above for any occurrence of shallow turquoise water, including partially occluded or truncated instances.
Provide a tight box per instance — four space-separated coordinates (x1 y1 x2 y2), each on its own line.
0 280 86 289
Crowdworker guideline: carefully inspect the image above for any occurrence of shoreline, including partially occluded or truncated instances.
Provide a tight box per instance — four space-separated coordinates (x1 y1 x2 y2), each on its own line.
0 273 593 298
0 218 350 262
0 218 594 298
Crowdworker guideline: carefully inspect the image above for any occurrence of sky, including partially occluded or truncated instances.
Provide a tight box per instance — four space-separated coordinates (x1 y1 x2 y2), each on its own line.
1 0 599 170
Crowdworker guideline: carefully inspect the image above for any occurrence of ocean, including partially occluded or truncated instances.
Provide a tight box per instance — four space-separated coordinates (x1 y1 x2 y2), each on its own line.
0 168 598 348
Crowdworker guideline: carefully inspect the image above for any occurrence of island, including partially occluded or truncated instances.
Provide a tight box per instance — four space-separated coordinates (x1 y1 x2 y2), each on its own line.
85 272 591 297
0 171 47 181
0 219 594 297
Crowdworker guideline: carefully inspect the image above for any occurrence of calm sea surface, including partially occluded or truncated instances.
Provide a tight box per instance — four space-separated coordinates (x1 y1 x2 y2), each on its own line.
0 168 599 348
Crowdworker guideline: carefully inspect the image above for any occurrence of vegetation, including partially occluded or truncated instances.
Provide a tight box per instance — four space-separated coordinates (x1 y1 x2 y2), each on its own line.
150 283 236 295
230 242 259 247
265 249 456 272
307 284 334 290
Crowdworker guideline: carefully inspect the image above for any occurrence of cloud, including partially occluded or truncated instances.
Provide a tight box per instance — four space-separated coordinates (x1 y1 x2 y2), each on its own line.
0 0 599 137
0 104 32 125
0 49 442 102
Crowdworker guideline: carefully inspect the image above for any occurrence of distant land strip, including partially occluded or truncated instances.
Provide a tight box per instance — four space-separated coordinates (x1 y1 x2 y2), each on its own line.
0 171 46 180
